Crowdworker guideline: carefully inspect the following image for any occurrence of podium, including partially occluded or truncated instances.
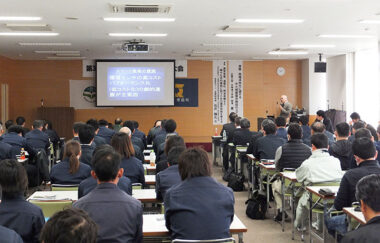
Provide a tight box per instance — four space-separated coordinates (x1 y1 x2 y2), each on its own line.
37 107 74 141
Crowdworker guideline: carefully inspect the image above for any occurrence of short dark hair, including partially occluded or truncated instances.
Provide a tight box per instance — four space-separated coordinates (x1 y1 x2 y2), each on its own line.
73 122 85 134
316 110 325 118
335 122 350 137
366 124 378 142
92 147 121 182
7 125 23 134
355 174 380 212
40 208 98 243
122 120 134 132
299 115 309 126
229 112 237 122
114 118 122 125
45 120 53 130
289 116 299 124
311 122 325 133
240 118 250 129
78 124 95 144
98 119 108 126
132 120 139 129
354 128 372 139
33 120 44 129
86 119 99 131
111 132 135 159
234 117 242 126
275 117 286 127
311 133 328 149
263 123 276 135
287 123 302 139
353 121 366 131
0 159 28 197
352 137 376 159
178 147 212 180
5 120 13 129
164 135 185 155
261 118 274 129
167 146 186 166
164 119 177 133
350 112 361 120
15 116 25 125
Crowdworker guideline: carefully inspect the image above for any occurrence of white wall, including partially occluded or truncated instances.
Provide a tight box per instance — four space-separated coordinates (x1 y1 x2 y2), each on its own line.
327 55 346 110
308 56 327 114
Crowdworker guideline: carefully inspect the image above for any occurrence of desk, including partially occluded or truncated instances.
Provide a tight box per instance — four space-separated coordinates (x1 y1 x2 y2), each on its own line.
28 191 78 202
144 156 150 163
258 162 276 212
147 145 153 149
145 175 156 185
143 214 247 243
143 149 154 155
143 164 156 174
212 136 222 166
306 186 339 243
343 207 366 230
280 171 298 239
132 189 158 203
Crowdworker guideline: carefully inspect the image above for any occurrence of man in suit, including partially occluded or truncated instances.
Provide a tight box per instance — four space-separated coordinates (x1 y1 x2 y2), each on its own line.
25 120 50 153
97 119 115 144
341 174 380 243
316 110 334 133
253 123 286 160
220 112 238 171
73 146 143 243
78 124 95 167
86 119 107 148
329 122 353 170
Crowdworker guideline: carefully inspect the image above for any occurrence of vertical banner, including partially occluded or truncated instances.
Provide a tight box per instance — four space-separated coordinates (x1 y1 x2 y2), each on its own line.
213 60 228 125
229 60 244 117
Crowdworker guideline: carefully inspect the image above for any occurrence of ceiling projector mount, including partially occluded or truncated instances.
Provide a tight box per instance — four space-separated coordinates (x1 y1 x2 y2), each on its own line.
122 40 149 53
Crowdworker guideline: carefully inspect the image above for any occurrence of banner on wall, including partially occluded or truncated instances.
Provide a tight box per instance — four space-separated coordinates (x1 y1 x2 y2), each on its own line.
229 60 244 117
213 60 228 125
174 78 198 107
70 80 97 109
82 60 96 78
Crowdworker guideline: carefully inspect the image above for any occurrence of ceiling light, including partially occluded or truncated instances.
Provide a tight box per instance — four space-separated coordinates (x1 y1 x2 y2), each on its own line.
318 34 374 38
215 33 271 38
289 44 335 48
111 43 163 46
109 33 167 37
35 50 80 54
0 16 41 21
104 17 175 22
47 56 86 60
192 51 234 54
235 18 304 23
268 50 308 55
202 43 250 46
19 42 71 46
0 32 58 36
55 53 81 57
359 20 380 24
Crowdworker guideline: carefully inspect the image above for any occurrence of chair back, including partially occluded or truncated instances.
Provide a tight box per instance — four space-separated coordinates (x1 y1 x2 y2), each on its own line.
29 200 72 217
51 184 79 191
172 238 235 243
132 183 143 190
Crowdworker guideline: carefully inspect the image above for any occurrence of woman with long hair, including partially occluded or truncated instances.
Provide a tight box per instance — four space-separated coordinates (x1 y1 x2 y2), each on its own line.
50 140 91 185
111 132 145 184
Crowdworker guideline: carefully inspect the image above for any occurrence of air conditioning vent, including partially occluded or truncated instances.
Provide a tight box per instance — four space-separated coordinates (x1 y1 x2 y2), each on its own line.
110 4 171 13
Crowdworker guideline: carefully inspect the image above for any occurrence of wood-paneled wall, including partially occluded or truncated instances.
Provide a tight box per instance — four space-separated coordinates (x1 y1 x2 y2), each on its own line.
0 58 302 142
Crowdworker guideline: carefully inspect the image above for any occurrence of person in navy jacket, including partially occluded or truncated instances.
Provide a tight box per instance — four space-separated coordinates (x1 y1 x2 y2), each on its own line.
97 119 115 144
78 124 95 167
275 116 288 141
2 125 35 157
50 140 91 185
164 147 234 240
25 120 50 153
86 119 107 148
0 225 23 243
0 159 45 243
111 132 145 184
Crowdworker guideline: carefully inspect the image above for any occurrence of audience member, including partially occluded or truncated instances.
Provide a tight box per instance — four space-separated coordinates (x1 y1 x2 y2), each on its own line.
289 116 299 124
156 146 185 200
40 208 97 243
153 119 177 154
147 120 161 145
73 147 142 243
304 122 334 147
114 118 123 132
0 159 45 243
72 122 85 141
43 120 60 148
78 124 95 166
253 123 285 160
366 123 378 142
119 127 144 162
0 225 23 243
50 140 91 185
164 147 234 240
350 112 361 125
15 116 29 137
0 123 14 160
132 120 147 148
2 125 34 156
348 121 366 142
246 118 274 154
123 120 145 152
111 132 145 184
156 135 186 174
329 122 353 170
233 118 253 146
299 115 311 143
275 116 287 140
25 120 50 152
97 119 115 144
4 119 14 132
316 110 334 133
86 119 107 148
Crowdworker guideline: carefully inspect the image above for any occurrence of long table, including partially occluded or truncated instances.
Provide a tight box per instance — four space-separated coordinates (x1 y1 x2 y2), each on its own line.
145 175 156 185
343 207 366 231
258 162 276 212
280 171 298 239
143 214 247 243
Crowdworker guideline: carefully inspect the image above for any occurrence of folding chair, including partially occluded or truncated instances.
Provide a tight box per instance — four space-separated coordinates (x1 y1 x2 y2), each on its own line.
29 200 72 218
172 238 235 243
51 184 78 191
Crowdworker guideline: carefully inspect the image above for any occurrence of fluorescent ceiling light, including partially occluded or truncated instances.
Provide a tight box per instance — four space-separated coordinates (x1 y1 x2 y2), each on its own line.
35 50 80 54
111 43 163 46
202 43 250 46
235 18 304 23
104 17 175 22
109 33 167 37
55 53 81 57
289 44 335 48
269 50 308 55
0 32 58 36
115 50 158 54
47 56 86 60
192 51 234 54
318 34 374 39
19 42 71 46
359 20 380 24
0 16 41 21
215 33 271 38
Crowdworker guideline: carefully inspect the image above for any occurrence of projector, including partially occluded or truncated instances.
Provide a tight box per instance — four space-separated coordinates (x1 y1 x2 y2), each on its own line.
122 42 149 53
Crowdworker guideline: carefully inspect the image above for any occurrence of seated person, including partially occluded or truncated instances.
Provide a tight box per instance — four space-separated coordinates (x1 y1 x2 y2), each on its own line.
355 128 380 161
304 122 335 147
111 132 145 185
2 125 35 157
377 125 380 154
348 121 366 143
326 137 380 236
246 118 273 155
275 116 287 141
73 147 143 243
86 119 107 148
0 225 23 243
156 146 185 200
299 115 311 143
97 119 115 144
341 174 380 243
72 122 85 141
153 119 177 154
15 116 29 137
40 208 97 243
119 127 144 162
78 124 95 167
220 112 238 171
316 110 334 133
0 159 45 243
156 135 186 174
147 120 161 145
50 140 91 185
132 120 147 149
156 133 178 163
164 147 234 240
232 118 252 146
329 122 353 170
43 120 60 149
0 139 14 160
253 123 286 160
123 120 145 152
25 120 49 153
272 123 312 221
294 133 343 231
